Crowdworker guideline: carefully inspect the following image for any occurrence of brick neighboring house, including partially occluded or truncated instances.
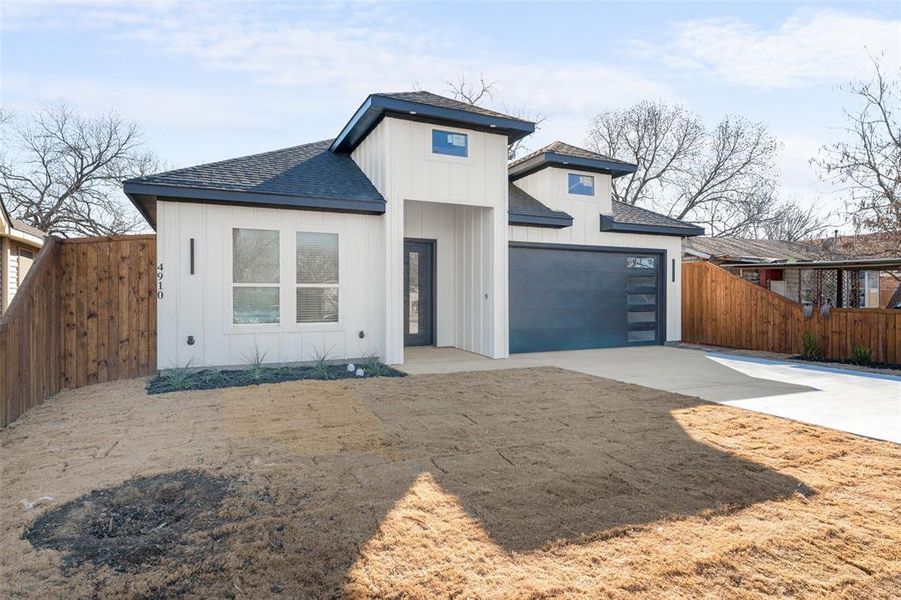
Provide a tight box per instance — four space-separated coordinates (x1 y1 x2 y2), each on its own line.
684 232 901 309
0 202 46 315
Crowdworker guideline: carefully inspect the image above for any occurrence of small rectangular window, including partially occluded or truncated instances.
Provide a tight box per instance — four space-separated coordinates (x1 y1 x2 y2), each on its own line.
627 311 657 323
232 228 280 324
627 256 656 269
628 293 656 306
568 173 595 196
296 232 339 323
628 276 656 288
432 129 468 157
628 330 656 343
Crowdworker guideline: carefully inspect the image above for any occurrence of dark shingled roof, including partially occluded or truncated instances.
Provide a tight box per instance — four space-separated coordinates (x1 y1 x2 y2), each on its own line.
611 200 702 233
508 184 572 224
509 141 634 170
378 91 533 124
125 140 384 204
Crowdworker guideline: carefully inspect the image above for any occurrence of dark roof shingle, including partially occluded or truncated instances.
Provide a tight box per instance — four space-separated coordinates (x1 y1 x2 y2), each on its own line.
510 141 634 169
126 140 384 203
508 184 569 218
378 91 533 124
611 200 701 233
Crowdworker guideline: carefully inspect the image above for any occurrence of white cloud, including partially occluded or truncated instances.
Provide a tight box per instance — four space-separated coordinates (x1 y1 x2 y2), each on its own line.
653 9 900 89
2 0 671 144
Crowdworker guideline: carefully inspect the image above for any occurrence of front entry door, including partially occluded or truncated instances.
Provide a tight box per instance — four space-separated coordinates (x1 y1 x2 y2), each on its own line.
404 240 435 346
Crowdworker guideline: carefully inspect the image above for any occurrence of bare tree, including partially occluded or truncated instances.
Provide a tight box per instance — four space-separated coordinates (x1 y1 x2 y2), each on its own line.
586 101 782 237
445 74 496 106
444 74 546 160
814 56 900 247
0 104 158 237
758 198 830 241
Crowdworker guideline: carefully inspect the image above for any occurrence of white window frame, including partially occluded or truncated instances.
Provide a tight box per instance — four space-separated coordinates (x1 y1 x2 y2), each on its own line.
229 227 281 329
427 126 472 164
224 221 345 334
295 231 340 325
566 172 596 197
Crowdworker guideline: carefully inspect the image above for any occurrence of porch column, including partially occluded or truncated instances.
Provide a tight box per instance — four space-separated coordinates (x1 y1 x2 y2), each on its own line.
384 198 405 365
490 204 509 359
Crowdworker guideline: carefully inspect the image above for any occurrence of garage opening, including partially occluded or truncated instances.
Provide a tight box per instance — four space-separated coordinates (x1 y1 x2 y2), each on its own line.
508 243 666 353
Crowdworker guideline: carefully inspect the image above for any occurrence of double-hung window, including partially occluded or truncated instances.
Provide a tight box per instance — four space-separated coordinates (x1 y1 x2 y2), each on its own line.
296 232 339 323
232 228 280 324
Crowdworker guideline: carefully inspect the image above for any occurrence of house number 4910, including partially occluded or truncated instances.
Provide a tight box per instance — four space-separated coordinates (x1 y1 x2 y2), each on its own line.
157 263 164 299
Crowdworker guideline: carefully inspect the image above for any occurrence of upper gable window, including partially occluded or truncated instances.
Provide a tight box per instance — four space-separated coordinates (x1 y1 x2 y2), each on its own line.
432 130 468 157
568 173 595 196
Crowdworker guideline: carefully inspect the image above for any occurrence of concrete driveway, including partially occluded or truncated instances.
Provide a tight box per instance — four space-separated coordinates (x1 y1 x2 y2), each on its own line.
403 346 901 444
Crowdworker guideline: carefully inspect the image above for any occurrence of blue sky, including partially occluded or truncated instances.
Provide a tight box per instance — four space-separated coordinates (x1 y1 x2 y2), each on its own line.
3 1 899 226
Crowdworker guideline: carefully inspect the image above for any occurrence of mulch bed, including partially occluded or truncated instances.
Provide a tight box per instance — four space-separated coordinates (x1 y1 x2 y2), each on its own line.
146 362 405 394
789 355 901 371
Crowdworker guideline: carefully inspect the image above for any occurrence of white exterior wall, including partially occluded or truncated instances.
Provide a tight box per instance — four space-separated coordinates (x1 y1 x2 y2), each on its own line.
353 117 509 363
515 166 614 217
403 201 497 356
156 200 385 369
510 167 683 342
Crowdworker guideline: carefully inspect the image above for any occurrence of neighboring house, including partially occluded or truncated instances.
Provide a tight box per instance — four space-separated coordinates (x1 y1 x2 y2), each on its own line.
684 235 901 309
0 202 45 315
124 91 703 368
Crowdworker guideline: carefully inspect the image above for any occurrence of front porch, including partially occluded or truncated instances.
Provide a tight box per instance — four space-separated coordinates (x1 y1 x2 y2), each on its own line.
390 199 508 364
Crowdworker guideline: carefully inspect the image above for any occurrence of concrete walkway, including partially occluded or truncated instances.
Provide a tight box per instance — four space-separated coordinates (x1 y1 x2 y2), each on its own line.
402 346 901 444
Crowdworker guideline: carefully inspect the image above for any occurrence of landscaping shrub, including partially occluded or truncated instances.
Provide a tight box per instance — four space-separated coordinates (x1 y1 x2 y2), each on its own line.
801 331 822 360
851 344 872 365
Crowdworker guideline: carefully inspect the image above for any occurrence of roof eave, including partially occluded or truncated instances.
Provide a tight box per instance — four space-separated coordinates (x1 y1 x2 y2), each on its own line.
123 182 387 225
508 211 574 229
330 94 536 153
600 214 704 237
509 152 637 181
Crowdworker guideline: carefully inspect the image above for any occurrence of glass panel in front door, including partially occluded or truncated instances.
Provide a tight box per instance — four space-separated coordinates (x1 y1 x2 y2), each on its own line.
408 250 420 335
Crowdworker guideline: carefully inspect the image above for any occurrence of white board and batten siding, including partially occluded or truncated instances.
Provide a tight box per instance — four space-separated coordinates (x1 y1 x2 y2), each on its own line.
156 200 385 369
352 116 510 362
512 167 683 342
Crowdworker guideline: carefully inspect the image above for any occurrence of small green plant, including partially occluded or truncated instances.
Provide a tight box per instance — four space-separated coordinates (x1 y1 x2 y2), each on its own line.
851 344 872 365
361 348 389 377
310 347 334 380
199 368 225 388
242 346 268 381
801 331 822 360
162 360 195 390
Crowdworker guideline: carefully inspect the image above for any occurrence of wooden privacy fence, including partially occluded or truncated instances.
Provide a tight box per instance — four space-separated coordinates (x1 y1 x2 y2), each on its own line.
0 234 156 427
682 261 900 364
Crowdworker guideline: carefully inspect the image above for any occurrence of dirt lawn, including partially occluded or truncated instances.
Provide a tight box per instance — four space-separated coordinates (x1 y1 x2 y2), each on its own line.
1 367 899 598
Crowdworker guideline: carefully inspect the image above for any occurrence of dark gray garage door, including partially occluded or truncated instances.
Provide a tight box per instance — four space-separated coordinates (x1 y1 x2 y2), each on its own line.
509 244 665 353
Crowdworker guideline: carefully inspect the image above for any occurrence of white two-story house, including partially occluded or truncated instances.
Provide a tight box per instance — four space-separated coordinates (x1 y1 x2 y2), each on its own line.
124 91 703 369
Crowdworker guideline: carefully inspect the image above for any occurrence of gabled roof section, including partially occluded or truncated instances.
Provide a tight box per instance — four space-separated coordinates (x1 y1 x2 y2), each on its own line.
123 140 386 226
601 200 704 237
508 184 573 229
509 141 637 180
1 200 46 242
330 91 536 153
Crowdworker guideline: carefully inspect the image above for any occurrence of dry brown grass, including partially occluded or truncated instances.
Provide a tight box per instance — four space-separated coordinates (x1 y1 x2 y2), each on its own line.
1 367 899 599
